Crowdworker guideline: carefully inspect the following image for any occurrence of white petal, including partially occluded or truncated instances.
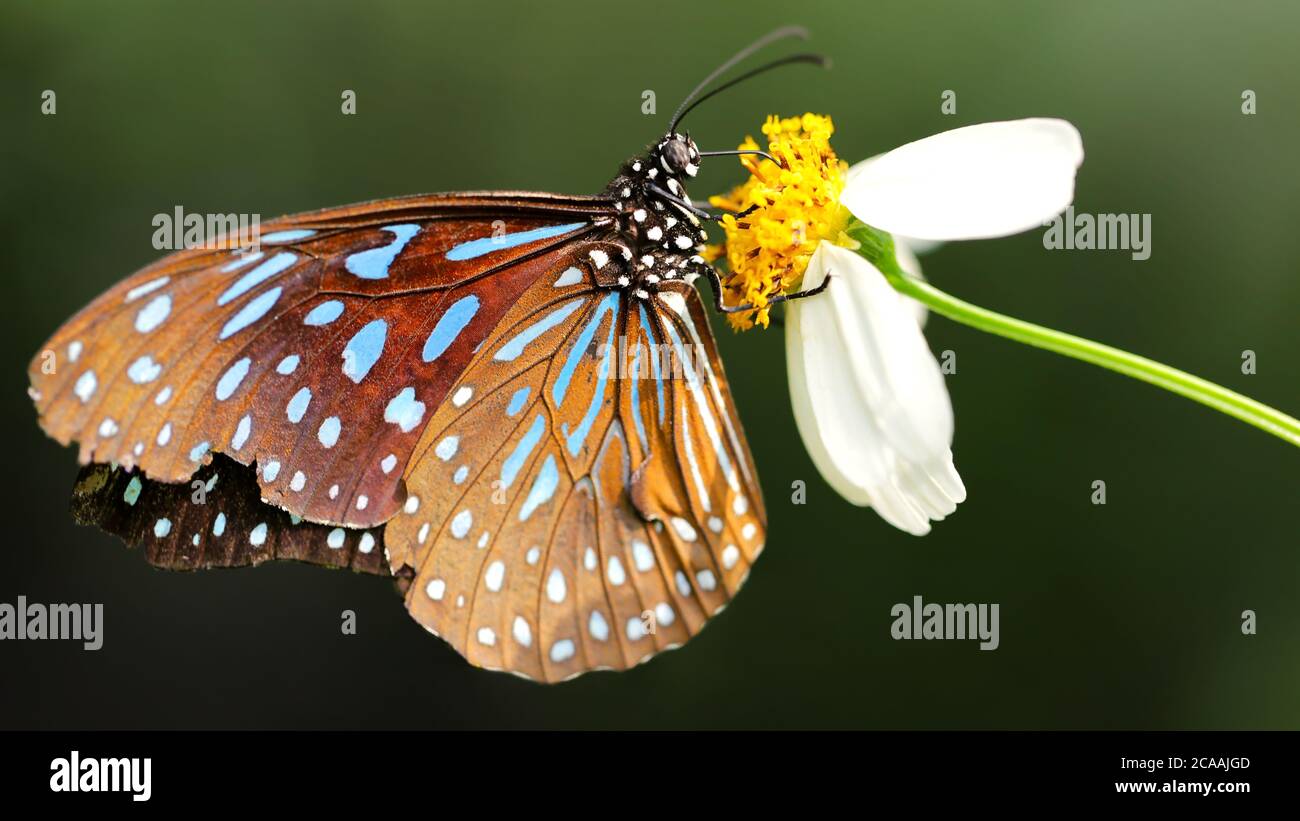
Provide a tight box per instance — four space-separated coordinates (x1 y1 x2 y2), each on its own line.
846 157 945 258
833 162 931 326
841 118 1084 241
786 242 966 535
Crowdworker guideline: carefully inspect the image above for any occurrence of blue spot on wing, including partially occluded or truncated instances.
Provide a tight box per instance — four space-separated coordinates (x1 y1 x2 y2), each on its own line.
318 417 341 447
519 454 560 521
218 252 296 305
565 298 619 456
260 229 316 243
501 414 546 488
639 304 665 425
220 287 282 339
346 224 421 280
422 295 480 362
506 386 531 416
553 291 619 407
287 387 312 423
629 345 647 446
304 300 345 326
384 387 426 433
123 475 143 506
662 315 738 484
215 357 251 401
445 222 587 261
220 251 263 273
342 319 388 383
495 299 585 362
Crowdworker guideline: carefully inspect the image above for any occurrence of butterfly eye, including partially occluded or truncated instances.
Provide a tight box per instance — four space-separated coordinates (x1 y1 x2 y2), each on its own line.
662 140 692 173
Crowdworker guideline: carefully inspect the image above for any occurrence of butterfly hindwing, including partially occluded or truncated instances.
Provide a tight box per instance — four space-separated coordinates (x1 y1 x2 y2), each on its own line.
386 267 767 680
69 453 387 574
29 193 606 531
639 287 768 596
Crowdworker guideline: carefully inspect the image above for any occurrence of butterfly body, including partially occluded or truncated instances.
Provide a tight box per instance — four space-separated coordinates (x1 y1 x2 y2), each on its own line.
29 133 768 681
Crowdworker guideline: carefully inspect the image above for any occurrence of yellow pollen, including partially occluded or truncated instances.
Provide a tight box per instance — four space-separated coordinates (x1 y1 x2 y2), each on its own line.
708 113 851 330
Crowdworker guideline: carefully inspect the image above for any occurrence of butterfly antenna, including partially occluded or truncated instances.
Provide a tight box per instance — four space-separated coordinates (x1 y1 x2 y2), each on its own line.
668 25 811 133
698 149 780 164
671 53 830 134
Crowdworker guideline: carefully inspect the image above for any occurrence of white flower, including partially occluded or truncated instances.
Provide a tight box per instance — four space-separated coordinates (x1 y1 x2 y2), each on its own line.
787 118 1084 534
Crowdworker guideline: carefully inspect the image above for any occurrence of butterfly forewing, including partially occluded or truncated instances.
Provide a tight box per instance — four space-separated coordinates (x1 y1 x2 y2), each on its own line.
29 194 605 530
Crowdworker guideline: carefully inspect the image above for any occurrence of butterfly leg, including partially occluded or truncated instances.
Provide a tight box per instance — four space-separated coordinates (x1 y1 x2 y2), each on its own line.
697 262 832 314
683 198 758 222
682 199 761 222
646 183 722 223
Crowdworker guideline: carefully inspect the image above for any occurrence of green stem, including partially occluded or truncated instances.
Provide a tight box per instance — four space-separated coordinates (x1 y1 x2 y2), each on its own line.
848 223 1300 448
890 268 1300 447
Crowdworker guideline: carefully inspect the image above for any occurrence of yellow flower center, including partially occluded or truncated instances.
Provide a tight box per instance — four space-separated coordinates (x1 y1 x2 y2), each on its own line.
707 113 852 330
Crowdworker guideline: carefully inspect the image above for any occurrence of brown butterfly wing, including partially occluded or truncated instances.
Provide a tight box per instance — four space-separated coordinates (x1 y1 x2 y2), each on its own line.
69 453 387 574
29 193 611 531
31 190 769 680
384 272 768 681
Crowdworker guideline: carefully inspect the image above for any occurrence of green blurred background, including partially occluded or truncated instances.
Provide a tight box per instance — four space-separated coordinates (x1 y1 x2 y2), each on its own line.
1 0 1296 728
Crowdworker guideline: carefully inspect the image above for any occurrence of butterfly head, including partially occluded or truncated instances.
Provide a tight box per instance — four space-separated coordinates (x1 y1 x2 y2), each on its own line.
607 132 702 205
601 134 712 293
655 132 701 178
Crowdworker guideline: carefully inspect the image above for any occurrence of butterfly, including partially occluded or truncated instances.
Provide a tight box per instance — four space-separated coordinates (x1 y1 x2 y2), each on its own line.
27 27 828 682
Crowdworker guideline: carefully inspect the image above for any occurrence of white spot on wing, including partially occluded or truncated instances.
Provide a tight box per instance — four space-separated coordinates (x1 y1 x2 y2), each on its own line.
607 556 626 586
74 371 97 403
512 616 532 647
674 571 691 596
722 544 739 569
632 540 654 572
588 611 609 641
671 517 698 542
553 267 583 287
550 639 575 662
546 569 566 603
135 294 172 332
655 602 675 627
484 560 505 592
435 436 459 461
450 509 472 539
